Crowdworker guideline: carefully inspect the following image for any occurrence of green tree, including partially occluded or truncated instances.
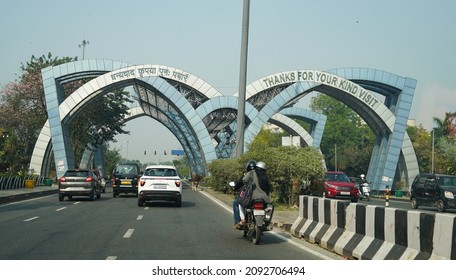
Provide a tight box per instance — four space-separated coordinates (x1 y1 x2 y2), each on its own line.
0 54 73 173
309 93 374 176
0 53 133 174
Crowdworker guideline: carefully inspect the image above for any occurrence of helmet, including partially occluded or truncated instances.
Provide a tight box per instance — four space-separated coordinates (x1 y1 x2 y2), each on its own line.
360 174 365 179
256 161 266 170
245 160 256 171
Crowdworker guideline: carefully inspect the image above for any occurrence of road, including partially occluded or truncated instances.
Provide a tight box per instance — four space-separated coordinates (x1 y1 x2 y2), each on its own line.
359 196 456 215
0 182 342 260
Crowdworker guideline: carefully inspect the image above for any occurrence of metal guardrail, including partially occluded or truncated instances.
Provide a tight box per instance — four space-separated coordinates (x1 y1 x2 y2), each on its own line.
0 176 46 190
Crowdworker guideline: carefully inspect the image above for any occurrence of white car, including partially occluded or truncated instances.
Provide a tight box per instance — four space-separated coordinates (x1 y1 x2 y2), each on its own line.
138 165 182 207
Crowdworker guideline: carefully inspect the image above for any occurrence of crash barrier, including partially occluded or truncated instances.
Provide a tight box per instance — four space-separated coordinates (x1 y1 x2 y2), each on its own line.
0 176 45 190
290 195 456 260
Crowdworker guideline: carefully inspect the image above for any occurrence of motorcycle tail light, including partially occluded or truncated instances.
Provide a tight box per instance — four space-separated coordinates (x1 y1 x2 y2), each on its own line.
252 201 264 210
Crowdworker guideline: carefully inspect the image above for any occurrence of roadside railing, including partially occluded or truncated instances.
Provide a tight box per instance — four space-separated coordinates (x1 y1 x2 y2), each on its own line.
0 175 46 190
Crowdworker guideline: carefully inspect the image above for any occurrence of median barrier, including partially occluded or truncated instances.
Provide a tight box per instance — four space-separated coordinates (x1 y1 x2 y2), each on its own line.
291 195 456 260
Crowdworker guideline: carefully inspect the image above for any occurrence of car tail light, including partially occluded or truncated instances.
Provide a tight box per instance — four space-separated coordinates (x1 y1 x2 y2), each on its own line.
86 176 93 182
252 201 264 210
59 177 66 182
175 180 181 187
140 181 145 186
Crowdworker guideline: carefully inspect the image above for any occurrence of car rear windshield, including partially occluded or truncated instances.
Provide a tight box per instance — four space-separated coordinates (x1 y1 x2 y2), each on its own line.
144 168 177 177
115 164 139 175
325 173 350 182
64 170 90 177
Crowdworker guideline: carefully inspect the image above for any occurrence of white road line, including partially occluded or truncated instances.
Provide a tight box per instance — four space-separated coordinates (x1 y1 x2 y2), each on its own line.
144 207 149 210
123 229 135 238
106 256 117 260
24 216 39 222
74 202 80 205
200 189 336 260
56 207 66 211
136 215 143 220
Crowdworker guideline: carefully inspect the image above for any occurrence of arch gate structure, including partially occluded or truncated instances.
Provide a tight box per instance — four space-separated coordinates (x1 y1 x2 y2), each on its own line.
31 59 418 191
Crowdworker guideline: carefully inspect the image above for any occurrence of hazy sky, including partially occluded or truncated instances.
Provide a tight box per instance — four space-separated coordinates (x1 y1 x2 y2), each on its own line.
1 0 455 163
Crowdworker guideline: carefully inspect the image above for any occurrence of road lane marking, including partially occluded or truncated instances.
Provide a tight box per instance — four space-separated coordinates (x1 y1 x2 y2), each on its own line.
24 216 39 222
200 188 338 260
106 256 117 260
144 207 149 210
123 229 135 238
56 207 66 211
74 202 80 205
137 215 143 220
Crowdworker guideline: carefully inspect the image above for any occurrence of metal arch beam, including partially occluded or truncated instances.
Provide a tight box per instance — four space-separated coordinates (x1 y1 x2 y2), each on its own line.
40 61 222 178
132 80 204 174
279 107 327 148
242 69 416 191
195 96 259 159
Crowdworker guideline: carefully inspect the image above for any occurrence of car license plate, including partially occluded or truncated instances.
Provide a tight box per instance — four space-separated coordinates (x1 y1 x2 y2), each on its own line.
121 181 131 185
253 209 265 215
341 191 350 195
64 187 85 191
153 185 167 189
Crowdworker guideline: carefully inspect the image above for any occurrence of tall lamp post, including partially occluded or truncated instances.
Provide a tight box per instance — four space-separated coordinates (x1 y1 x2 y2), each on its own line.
79 39 89 60
234 0 250 158
431 128 435 173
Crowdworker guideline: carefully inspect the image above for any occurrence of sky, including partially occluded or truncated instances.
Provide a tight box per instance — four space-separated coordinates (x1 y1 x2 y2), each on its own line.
1 0 455 163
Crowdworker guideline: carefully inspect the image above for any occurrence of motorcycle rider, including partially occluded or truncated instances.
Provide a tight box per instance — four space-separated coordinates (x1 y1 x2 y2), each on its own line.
232 160 257 229
359 174 368 196
233 160 272 229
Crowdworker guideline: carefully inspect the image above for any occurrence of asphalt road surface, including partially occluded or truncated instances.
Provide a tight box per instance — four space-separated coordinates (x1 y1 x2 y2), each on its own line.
0 182 343 260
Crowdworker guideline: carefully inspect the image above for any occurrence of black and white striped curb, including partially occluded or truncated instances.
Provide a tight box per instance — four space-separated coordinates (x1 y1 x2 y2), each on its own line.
290 195 456 260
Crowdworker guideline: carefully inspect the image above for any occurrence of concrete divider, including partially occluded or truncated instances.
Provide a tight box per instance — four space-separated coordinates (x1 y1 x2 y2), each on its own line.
291 195 456 260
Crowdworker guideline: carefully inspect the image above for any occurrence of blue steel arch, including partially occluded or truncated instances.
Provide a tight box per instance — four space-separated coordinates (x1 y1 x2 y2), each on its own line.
41 61 222 178
241 69 418 191
33 62 418 192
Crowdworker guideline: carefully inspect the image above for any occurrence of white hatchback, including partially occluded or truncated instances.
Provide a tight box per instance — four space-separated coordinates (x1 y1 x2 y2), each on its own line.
138 165 182 207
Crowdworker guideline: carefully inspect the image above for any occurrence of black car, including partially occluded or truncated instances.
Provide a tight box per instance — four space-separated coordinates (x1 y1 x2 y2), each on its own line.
112 163 142 197
410 173 456 212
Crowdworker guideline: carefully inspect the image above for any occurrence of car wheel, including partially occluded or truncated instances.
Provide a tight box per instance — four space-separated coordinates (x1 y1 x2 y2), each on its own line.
351 198 358 203
411 197 419 209
96 192 101 199
68 196 72 200
59 195 64 201
175 198 182 208
113 192 117 198
138 199 144 207
436 199 446 212
90 190 95 201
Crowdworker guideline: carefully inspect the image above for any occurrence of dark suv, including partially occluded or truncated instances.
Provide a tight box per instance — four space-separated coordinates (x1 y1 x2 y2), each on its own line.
112 163 142 197
410 173 456 212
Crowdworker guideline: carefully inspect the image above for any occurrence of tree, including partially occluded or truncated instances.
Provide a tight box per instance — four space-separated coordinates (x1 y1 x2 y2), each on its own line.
0 53 133 174
0 54 73 173
309 93 374 176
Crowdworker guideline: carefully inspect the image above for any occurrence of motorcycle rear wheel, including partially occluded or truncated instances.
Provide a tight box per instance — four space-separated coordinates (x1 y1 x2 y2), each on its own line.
252 224 262 245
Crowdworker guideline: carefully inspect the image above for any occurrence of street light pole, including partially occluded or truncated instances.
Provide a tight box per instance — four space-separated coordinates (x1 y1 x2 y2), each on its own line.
79 39 89 60
234 0 250 158
432 128 435 173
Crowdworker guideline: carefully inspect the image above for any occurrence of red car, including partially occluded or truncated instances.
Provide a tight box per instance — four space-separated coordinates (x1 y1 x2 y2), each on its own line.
324 171 358 202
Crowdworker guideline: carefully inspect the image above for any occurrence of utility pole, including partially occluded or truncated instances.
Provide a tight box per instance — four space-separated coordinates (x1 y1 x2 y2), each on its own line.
79 39 89 60
234 0 250 158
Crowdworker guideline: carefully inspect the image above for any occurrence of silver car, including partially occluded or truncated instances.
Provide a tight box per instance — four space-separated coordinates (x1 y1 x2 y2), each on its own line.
58 169 102 201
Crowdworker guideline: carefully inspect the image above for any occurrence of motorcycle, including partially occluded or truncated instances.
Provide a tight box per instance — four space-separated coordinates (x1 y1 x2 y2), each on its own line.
241 198 274 244
229 182 274 245
358 182 371 201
